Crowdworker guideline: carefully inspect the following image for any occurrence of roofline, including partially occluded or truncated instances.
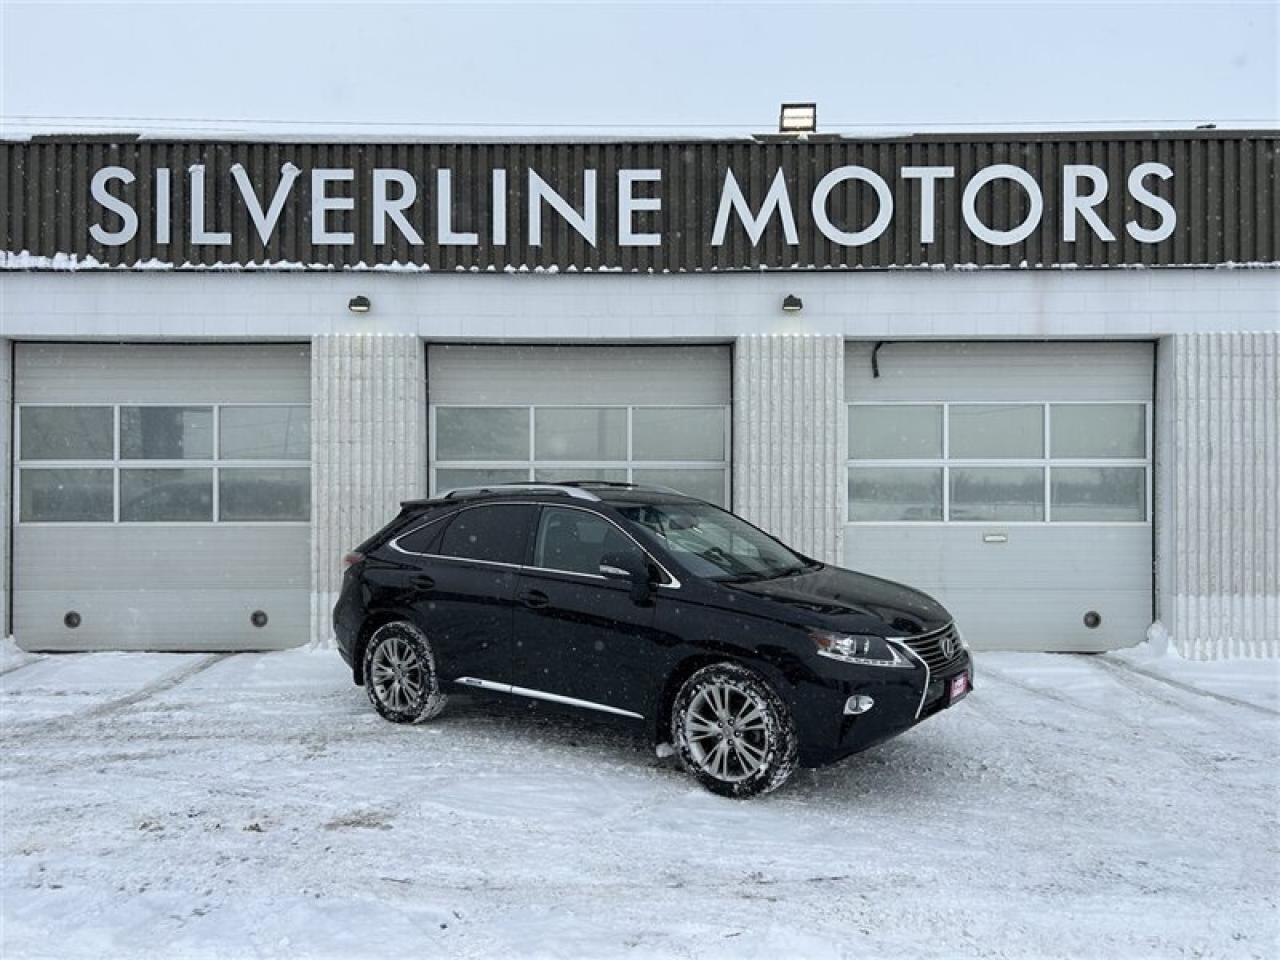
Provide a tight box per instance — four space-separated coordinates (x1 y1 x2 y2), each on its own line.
8 128 1279 146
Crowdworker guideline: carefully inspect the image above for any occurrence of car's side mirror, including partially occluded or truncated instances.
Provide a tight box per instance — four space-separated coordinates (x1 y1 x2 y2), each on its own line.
599 551 656 605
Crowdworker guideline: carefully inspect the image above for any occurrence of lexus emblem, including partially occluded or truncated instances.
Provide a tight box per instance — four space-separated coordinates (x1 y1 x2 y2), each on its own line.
940 632 958 659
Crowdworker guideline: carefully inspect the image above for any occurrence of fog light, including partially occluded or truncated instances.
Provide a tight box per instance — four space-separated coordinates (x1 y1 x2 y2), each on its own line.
844 695 875 715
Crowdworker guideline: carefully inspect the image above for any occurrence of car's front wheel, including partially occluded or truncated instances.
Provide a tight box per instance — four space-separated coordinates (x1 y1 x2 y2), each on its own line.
363 621 448 724
671 663 798 798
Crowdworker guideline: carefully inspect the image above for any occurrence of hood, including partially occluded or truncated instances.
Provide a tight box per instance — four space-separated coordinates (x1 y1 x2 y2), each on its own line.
722 564 950 637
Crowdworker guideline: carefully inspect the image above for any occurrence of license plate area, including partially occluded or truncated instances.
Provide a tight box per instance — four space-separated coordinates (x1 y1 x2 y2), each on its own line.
947 672 971 704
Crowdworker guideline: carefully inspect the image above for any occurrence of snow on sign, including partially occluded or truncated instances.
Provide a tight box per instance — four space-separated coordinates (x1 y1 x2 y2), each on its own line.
2 132 1277 271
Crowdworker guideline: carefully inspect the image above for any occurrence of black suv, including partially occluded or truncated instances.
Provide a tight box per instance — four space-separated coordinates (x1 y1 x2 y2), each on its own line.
334 482 972 798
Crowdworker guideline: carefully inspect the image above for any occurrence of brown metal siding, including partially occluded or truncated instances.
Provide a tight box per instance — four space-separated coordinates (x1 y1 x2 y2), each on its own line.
1 131 1277 271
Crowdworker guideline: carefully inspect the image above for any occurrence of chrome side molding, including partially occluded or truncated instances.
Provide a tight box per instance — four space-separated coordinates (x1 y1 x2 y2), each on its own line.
453 676 645 721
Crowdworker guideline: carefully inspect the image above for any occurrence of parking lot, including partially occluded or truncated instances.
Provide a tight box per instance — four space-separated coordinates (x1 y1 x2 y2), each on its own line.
2 643 1277 959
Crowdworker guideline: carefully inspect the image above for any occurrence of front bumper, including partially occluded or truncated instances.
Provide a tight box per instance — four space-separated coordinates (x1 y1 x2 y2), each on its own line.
794 649 973 768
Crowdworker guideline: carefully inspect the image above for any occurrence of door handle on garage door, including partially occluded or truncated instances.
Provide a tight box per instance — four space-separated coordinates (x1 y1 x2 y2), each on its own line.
518 589 550 609
411 575 436 591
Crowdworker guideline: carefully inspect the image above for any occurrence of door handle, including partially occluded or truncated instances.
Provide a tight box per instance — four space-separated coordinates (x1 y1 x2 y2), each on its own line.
518 589 550 609
411 574 436 591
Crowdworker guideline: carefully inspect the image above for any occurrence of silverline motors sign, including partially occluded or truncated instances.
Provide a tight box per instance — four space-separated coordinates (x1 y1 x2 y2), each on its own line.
2 134 1277 270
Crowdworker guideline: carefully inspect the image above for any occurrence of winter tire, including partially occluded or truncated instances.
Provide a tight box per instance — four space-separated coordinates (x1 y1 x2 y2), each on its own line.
671 662 798 798
363 621 448 724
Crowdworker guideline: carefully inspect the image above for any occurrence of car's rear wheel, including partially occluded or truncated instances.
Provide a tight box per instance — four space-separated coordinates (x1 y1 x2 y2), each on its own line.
363 621 448 724
671 663 798 798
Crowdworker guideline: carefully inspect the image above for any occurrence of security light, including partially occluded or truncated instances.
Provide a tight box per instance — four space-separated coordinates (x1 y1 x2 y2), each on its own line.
348 295 371 313
779 103 817 135
782 294 804 313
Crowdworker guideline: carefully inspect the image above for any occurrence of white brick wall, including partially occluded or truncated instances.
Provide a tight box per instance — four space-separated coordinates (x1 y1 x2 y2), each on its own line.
1 268 1276 341
310 334 426 647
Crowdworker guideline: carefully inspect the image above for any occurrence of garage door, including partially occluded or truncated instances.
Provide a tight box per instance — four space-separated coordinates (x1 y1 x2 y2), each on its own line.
845 341 1153 652
13 343 311 652
428 345 731 506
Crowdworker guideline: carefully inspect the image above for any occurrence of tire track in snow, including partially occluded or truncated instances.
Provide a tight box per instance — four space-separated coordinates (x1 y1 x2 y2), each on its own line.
1096 655 1280 718
1080 656 1256 734
975 663 1100 716
0 656 45 679
79 653 233 719
976 657 1262 766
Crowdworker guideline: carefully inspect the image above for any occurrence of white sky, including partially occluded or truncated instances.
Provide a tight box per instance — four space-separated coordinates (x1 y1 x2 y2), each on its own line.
1 0 1277 136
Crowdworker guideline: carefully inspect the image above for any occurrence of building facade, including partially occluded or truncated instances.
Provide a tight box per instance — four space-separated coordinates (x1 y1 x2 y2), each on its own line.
1 131 1276 658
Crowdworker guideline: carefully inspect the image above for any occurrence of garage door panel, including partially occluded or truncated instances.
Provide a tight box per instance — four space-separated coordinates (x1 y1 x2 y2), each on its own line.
933 591 1147 653
16 527 308 590
15 344 310 404
429 345 730 405
13 589 308 652
848 526 1150 651
848 526 1152 589
13 344 312 652
845 340 1154 652
429 344 733 505
846 341 1154 402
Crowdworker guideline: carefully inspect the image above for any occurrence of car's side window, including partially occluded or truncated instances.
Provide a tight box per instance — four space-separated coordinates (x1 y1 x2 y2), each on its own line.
437 504 536 566
533 507 644 578
396 517 446 555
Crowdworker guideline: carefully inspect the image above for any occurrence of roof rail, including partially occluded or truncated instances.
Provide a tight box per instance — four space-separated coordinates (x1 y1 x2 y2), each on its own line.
559 480 687 496
438 483 602 502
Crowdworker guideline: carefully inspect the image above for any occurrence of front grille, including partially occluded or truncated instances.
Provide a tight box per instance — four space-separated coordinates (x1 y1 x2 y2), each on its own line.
898 623 965 673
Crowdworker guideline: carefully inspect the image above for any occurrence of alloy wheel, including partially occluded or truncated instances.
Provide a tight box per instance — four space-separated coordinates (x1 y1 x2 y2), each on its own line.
682 682 770 783
369 634 425 713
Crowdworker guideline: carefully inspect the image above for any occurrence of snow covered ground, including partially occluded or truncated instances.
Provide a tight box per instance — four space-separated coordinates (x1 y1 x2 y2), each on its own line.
2 645 1277 960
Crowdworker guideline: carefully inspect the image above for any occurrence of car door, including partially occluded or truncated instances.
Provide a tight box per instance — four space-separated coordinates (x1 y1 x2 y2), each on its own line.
510 505 662 719
400 502 536 686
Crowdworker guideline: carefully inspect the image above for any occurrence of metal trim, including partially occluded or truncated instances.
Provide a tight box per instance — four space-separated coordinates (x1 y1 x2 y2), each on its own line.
892 641 932 720
453 676 645 720
389 499 683 589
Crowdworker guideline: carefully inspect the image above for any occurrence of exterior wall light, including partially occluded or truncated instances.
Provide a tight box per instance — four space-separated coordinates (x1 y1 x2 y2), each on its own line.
779 102 817 135
348 295 371 313
782 294 804 313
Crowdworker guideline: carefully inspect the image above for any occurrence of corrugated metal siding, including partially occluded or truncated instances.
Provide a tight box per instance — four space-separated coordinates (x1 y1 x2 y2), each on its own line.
2 132 1276 270
734 335 845 564
1169 332 1279 658
311 334 426 647
0 340 10 635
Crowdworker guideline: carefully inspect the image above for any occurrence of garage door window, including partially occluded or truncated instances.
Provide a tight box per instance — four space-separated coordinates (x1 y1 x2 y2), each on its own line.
849 402 1149 524
18 468 115 522
432 405 730 506
16 404 310 524
19 406 114 460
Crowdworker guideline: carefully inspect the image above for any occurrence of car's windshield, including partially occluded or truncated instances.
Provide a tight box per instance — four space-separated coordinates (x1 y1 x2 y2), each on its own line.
616 501 813 582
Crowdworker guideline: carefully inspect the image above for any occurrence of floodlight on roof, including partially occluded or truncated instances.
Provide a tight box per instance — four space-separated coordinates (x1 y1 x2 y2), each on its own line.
779 103 817 135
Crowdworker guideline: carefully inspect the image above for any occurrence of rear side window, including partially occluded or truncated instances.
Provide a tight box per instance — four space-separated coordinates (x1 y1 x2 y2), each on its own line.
396 518 447 555
438 504 536 566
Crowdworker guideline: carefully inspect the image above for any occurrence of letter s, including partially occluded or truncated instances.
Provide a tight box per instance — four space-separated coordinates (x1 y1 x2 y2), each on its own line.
1126 162 1176 243
89 166 138 246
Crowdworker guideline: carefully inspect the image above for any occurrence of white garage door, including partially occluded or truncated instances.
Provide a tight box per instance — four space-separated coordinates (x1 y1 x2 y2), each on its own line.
428 345 732 505
845 341 1153 652
13 344 311 652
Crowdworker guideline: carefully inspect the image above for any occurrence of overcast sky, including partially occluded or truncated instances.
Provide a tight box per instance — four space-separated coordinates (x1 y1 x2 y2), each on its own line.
1 1 1276 136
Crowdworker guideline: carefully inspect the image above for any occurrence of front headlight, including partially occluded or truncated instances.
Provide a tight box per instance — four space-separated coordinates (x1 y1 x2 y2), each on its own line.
810 630 911 668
